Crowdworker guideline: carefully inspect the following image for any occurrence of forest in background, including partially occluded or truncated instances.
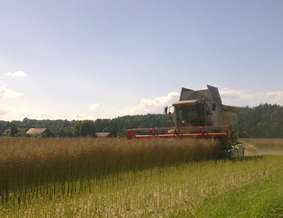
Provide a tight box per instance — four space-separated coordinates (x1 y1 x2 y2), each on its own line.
0 103 282 138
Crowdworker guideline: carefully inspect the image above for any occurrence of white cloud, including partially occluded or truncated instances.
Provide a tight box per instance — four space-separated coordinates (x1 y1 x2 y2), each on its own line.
0 86 23 100
89 103 101 111
3 71 28 77
0 106 53 120
19 107 34 116
219 88 283 106
264 91 283 105
220 88 252 100
39 110 54 116
219 88 241 100
75 112 85 119
19 107 53 118
118 92 179 115
0 104 11 116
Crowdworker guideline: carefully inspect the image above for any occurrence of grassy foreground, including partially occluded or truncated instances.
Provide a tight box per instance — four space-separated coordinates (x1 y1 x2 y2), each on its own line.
193 173 283 217
0 138 283 217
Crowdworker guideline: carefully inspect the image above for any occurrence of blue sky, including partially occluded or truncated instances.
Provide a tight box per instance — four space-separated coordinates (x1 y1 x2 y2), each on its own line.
1 1 283 121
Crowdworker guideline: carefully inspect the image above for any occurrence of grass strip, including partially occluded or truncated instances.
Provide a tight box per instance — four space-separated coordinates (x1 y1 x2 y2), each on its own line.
169 173 283 217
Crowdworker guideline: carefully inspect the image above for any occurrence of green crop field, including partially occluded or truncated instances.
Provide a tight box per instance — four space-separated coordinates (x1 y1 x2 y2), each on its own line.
0 137 283 217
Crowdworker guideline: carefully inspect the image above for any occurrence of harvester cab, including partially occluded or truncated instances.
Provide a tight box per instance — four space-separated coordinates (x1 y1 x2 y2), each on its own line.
167 85 238 134
170 99 211 127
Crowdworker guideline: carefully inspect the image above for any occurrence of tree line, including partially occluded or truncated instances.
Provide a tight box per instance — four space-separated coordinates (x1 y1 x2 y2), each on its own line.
0 103 282 138
238 103 283 138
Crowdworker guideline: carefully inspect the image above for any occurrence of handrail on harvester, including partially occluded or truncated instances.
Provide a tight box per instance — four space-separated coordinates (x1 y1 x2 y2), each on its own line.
126 125 233 143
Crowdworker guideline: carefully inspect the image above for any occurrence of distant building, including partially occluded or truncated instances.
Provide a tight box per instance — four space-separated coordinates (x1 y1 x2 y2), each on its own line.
95 132 113 138
26 128 54 137
1 128 11 136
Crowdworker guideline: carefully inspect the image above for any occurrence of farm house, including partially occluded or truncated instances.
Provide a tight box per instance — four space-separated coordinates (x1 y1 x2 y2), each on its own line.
26 128 54 137
1 128 11 136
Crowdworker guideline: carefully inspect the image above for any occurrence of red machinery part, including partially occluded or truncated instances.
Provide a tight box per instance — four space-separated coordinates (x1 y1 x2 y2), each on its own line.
126 125 233 141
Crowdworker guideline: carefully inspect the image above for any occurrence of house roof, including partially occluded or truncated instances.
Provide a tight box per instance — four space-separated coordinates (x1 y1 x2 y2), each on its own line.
26 128 48 134
2 128 11 135
96 132 112 137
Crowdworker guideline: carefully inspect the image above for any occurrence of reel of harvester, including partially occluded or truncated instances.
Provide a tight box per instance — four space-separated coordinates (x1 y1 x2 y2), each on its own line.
126 125 233 141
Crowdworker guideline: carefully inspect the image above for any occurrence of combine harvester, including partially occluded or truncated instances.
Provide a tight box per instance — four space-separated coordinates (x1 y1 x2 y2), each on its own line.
126 85 244 158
